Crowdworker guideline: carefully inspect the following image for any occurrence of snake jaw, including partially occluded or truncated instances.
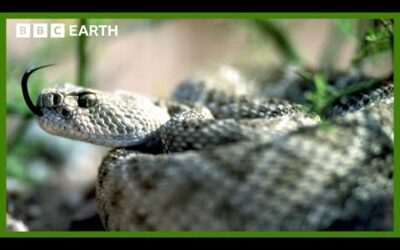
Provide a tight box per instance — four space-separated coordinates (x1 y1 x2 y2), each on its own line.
21 64 55 117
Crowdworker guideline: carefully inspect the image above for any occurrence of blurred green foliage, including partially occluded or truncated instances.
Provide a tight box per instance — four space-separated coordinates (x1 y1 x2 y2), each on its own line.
253 20 302 65
335 19 357 38
305 74 337 115
8 141 45 185
353 19 393 66
304 19 392 119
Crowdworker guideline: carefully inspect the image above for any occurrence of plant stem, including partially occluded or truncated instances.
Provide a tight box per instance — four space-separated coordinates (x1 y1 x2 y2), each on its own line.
253 20 302 65
77 19 90 87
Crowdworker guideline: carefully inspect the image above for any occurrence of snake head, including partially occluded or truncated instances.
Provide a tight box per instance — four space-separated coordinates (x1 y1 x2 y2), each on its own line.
22 66 170 147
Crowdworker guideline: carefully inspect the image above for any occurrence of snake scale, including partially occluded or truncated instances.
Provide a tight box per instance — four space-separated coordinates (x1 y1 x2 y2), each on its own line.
22 65 394 231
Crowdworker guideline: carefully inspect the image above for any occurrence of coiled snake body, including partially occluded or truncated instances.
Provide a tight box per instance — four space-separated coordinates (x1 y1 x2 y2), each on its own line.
22 66 394 230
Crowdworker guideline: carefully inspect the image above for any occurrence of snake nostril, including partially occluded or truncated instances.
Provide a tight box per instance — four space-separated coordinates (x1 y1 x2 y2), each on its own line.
53 93 63 106
41 93 64 108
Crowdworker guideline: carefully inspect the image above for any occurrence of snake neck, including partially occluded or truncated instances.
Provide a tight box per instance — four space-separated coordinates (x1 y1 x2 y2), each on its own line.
125 133 164 154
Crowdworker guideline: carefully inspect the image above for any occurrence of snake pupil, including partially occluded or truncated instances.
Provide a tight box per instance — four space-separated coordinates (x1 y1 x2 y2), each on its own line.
78 93 97 108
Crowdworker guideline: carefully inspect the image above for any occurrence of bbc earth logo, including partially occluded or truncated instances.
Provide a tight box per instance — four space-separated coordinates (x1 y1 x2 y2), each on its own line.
16 23 119 38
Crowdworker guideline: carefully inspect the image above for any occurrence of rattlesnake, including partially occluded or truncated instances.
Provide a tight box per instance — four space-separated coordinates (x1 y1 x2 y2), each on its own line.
22 65 394 230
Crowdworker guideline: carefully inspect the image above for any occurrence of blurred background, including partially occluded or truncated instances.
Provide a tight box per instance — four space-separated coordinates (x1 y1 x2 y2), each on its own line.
6 19 393 231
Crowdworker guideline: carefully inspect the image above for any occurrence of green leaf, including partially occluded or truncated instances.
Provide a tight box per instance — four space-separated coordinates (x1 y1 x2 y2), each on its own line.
353 19 393 67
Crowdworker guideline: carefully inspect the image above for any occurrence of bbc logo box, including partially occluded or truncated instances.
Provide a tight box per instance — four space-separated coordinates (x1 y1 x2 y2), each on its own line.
16 23 65 38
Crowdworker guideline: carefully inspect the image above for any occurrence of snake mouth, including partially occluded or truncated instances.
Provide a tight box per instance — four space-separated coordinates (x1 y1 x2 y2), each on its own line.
21 64 55 117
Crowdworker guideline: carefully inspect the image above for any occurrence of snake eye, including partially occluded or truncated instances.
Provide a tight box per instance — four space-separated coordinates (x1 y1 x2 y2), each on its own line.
77 93 97 108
